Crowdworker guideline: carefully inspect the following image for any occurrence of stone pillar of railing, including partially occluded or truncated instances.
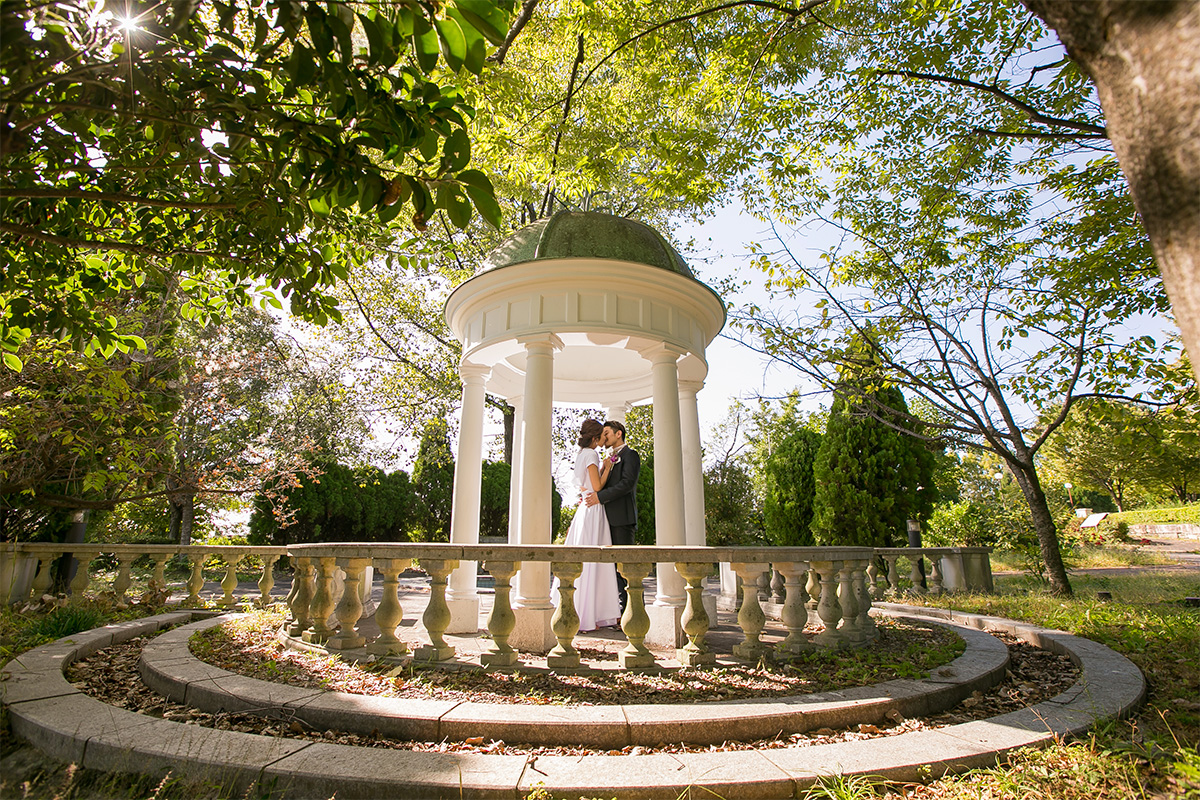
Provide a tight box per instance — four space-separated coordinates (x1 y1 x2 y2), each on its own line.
68 553 91 597
414 558 458 661
805 568 820 611
150 554 170 592
730 562 771 661
481 560 517 668
369 558 409 657
258 554 279 607
883 554 900 594
775 561 811 656
219 553 245 607
617 562 655 670
288 557 314 637
184 551 208 607
852 561 876 641
811 560 844 648
909 553 927 595
866 560 880 599
675 562 715 666
327 557 370 650
770 569 785 603
111 553 136 607
547 561 582 669
304 557 338 644
30 554 56 600
836 561 864 646
928 552 945 595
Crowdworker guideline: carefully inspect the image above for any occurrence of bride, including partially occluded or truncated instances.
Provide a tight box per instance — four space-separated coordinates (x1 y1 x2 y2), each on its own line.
557 418 623 632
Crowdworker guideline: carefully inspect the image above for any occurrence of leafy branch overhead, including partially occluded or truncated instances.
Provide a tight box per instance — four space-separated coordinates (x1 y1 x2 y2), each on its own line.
0 0 514 368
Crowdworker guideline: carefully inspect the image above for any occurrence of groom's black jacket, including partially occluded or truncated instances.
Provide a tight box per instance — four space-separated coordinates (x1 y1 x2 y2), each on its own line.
596 445 640 531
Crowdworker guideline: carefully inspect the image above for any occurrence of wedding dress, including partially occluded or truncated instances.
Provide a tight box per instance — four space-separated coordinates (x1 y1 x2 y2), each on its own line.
558 447 622 632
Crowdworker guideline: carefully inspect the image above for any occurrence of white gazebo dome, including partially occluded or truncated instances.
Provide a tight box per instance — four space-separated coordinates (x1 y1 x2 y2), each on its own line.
441 211 727 651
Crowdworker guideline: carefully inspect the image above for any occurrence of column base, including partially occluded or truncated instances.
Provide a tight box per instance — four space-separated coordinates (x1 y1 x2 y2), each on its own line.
326 633 365 650
643 603 684 649
618 648 656 670
677 646 716 667
413 643 456 662
480 649 518 668
732 641 771 661
545 651 581 669
302 630 332 645
445 595 481 634
508 606 556 653
366 640 409 657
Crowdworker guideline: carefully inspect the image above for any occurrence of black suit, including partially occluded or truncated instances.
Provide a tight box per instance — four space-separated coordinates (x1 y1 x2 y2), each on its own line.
596 445 640 608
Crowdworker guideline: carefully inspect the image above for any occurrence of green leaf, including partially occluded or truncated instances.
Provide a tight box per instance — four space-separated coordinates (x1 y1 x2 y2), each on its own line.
443 128 470 171
435 16 467 72
2 352 22 372
453 0 509 46
411 15 440 74
308 194 331 216
358 173 384 212
458 170 501 228
358 11 390 66
446 8 487 74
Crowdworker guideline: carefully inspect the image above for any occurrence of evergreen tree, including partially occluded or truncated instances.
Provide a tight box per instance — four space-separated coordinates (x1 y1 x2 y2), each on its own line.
411 418 455 542
762 429 822 547
812 387 936 548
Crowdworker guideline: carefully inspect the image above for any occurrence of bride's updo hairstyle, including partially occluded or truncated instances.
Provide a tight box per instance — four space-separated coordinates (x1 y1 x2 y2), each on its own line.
577 418 603 449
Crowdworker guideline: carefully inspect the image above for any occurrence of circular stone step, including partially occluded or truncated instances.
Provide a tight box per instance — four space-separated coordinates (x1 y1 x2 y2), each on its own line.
1 605 1146 800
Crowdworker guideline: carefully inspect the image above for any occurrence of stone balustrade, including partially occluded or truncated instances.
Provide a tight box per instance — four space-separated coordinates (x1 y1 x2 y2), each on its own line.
285 543 881 668
1 543 287 608
2 540 993 671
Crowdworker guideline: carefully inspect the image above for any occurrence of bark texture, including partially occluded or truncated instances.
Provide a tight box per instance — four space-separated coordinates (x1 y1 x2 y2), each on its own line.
1023 0 1200 383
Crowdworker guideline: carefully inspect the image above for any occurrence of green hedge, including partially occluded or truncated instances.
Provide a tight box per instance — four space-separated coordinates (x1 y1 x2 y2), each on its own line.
1108 505 1200 527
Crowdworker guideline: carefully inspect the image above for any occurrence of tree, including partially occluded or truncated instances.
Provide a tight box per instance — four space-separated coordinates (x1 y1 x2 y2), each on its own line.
1021 2 1200 388
1 0 512 366
811 387 936 549
411 417 455 541
704 461 764 546
759 427 821 547
1041 399 1155 512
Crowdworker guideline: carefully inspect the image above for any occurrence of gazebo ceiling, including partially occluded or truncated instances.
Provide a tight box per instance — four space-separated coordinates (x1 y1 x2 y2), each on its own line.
479 211 694 278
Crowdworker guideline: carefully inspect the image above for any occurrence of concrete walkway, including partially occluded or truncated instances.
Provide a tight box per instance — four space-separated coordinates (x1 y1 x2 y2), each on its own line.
2 604 1146 799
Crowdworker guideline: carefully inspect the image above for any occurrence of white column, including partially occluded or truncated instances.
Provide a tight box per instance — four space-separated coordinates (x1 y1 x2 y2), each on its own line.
446 363 488 633
510 334 561 652
505 395 524 546
678 380 706 548
646 344 687 605
603 401 630 424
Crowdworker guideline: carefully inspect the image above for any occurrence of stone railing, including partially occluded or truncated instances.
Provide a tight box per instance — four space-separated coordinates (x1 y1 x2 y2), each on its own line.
285 543 882 668
1 543 287 608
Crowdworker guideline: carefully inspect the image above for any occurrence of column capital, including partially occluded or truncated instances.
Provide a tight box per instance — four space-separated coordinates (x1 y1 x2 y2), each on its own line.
678 379 705 395
516 332 564 353
603 401 631 421
459 362 490 383
638 342 687 364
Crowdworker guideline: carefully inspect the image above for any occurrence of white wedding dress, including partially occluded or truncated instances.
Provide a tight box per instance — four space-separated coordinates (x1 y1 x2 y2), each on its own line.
557 447 622 632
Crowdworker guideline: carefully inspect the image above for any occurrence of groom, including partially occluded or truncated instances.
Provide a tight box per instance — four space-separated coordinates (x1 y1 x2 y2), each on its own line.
585 420 640 611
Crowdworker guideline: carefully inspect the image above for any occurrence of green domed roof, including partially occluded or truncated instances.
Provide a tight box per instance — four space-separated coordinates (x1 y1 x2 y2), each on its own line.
479 211 693 278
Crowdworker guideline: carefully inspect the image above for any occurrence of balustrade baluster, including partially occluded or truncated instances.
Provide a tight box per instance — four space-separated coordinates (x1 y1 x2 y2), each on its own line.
731 562 770 661
547 562 583 669
909 554 927 595
775 561 811 656
68 553 90 597
928 552 945 596
480 561 517 667
111 554 135 607
837 562 864 646
150 554 170 593
258 555 279 606
852 561 876 641
413 559 458 661
287 558 313 636
368 558 409 657
304 557 338 643
327 558 370 650
219 554 244 607
675 562 715 667
811 561 844 648
805 568 820 611
30 555 56 600
866 561 880 599
184 552 207 607
617 562 655 670
770 568 785 603
884 555 900 595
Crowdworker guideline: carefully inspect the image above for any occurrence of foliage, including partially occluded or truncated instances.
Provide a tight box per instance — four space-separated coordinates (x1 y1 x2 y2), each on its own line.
633 454 655 546
760 427 821 547
411 417 454 542
248 459 414 546
479 460 511 539
1106 504 1200 528
1 0 512 367
703 460 764 546
812 387 936 548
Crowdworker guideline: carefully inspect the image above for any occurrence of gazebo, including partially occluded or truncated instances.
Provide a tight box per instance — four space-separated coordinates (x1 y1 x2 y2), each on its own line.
442 211 727 650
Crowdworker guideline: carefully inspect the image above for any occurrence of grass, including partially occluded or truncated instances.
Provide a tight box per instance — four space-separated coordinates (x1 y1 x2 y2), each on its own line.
990 542 1178 573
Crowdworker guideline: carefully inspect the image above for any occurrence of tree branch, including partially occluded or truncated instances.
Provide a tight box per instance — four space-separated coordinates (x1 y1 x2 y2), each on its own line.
878 69 1107 136
487 0 540 66
0 187 238 210
0 222 247 261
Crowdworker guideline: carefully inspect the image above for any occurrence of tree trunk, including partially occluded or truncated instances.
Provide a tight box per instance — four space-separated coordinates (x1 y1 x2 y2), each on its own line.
502 402 515 464
1010 462 1073 595
179 495 195 546
1023 0 1200 386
